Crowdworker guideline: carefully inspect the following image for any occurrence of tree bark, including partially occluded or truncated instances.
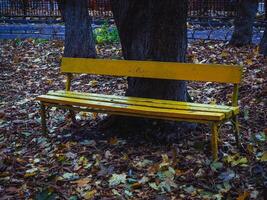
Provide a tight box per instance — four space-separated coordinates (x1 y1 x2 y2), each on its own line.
111 0 188 100
230 0 258 46
62 0 96 58
259 25 267 57
107 1 192 136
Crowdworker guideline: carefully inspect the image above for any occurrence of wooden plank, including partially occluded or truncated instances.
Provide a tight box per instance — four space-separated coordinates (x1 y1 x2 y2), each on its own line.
42 102 213 124
61 58 242 84
36 95 226 121
48 91 235 118
48 91 239 115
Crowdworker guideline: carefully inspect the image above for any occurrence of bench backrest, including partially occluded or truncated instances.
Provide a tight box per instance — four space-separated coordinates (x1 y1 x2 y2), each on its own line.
61 57 242 106
61 57 242 84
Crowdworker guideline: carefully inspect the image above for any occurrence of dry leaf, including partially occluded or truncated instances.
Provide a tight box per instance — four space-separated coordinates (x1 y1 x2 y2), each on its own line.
83 189 97 200
131 182 142 189
109 137 118 145
236 191 250 200
72 177 91 187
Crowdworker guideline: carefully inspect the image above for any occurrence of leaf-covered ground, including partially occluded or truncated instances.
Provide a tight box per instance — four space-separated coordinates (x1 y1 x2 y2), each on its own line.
0 39 266 199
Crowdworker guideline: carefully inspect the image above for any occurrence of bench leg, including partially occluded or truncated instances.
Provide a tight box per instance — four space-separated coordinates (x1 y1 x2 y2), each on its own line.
69 110 76 124
40 103 48 134
232 116 241 148
211 123 219 160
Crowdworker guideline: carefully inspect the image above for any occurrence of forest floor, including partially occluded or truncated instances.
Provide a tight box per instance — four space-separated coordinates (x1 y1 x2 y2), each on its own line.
0 39 266 199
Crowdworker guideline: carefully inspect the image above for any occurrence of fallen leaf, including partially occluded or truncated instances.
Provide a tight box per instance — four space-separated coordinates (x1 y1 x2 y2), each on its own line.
210 161 223 171
88 80 98 87
149 182 159 191
62 172 79 181
83 189 97 200
24 167 38 177
218 169 235 181
108 137 118 145
184 185 196 194
109 173 126 186
260 151 267 162
5 187 18 194
72 177 91 187
131 182 142 189
237 191 250 200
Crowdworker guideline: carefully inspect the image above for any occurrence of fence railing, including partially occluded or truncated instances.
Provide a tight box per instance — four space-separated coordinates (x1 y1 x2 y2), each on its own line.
0 0 265 20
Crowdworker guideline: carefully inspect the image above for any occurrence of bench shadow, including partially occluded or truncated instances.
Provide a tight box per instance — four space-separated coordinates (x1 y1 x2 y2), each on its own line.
58 116 203 146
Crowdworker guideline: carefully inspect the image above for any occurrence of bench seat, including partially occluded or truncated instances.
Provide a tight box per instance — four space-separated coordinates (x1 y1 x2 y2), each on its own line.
37 90 239 123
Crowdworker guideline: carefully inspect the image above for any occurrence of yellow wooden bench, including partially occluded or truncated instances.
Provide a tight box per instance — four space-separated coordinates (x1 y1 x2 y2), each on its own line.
36 57 242 160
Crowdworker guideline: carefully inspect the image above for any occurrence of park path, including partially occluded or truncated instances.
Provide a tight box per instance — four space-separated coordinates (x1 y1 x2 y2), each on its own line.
0 23 264 43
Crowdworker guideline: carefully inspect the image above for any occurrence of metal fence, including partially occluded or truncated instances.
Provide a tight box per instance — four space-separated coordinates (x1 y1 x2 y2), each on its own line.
0 0 266 20
0 0 60 17
0 0 112 18
188 0 237 18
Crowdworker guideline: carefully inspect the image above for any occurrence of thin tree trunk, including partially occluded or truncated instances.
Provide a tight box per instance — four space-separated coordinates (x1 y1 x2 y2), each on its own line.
107 1 192 137
259 25 267 57
56 0 65 21
62 0 96 58
230 0 258 46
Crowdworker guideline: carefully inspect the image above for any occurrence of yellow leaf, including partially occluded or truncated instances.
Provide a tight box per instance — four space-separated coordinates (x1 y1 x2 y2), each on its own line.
0 172 9 177
122 153 128 160
221 51 228 57
24 172 36 178
109 137 118 145
83 189 97 200
24 168 38 177
159 154 170 170
246 59 253 65
210 99 217 105
46 79 53 85
247 144 254 154
92 112 98 120
232 157 248 167
224 154 248 166
80 112 88 118
88 80 98 87
236 191 250 200
16 158 26 164
161 154 169 163
224 154 238 163
175 169 185 176
260 151 267 162
79 156 89 167
56 154 66 162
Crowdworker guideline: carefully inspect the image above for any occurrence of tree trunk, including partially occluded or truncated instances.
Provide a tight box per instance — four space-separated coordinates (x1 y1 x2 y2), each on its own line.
259 25 267 57
62 0 96 58
107 1 192 137
111 0 188 100
56 0 65 21
230 0 258 46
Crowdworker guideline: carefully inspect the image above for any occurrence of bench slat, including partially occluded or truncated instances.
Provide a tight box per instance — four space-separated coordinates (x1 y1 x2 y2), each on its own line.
61 58 242 84
48 91 237 118
37 95 225 121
